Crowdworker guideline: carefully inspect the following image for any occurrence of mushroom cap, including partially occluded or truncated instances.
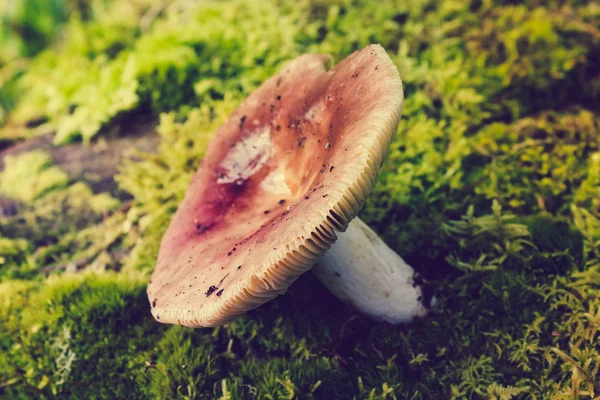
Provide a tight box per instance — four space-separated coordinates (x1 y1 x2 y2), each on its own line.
148 44 404 327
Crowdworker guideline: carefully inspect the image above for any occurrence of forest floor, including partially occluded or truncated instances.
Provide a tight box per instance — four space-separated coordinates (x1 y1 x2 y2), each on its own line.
1 1 599 399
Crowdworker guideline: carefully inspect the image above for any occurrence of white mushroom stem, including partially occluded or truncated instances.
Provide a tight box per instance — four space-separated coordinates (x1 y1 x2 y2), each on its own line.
312 217 427 324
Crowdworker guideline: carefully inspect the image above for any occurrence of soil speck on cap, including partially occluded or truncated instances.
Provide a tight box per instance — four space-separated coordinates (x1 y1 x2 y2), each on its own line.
329 165 335 172
239 115 246 129
323 194 328 198
237 265 242 269
206 285 218 296
218 273 230 286
194 220 211 235
152 299 157 307
216 289 224 297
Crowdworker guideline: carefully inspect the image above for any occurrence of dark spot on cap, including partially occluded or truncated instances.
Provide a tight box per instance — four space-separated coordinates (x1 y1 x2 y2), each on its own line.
329 165 335 172
152 299 157 307
278 199 285 205
305 195 310 200
194 221 212 235
239 115 246 129
323 194 328 198
216 289 224 297
218 273 230 286
206 285 218 297
264 210 270 214
276 95 281 100
276 125 281 131
237 265 242 269
156 314 160 320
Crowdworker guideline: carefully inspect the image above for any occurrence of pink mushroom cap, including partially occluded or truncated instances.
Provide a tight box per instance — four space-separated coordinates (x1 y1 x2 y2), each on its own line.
148 44 404 327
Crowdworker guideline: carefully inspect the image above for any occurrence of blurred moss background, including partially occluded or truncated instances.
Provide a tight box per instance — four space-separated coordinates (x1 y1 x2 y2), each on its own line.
0 0 599 398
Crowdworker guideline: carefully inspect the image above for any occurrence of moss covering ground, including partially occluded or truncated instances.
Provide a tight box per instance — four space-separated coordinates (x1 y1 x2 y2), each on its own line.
1 0 599 398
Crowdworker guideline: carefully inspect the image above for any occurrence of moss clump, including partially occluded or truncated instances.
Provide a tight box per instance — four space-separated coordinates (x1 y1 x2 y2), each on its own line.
0 151 121 281
0 236 30 269
0 150 68 202
1 0 600 398
0 271 163 398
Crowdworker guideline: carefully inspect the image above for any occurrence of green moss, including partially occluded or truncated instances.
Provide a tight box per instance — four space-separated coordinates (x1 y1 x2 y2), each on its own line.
0 150 68 202
0 236 30 268
0 271 164 398
0 152 122 281
0 0 69 63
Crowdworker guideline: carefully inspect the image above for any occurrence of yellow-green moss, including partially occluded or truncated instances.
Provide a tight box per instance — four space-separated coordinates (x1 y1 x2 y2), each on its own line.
0 151 68 202
0 152 122 280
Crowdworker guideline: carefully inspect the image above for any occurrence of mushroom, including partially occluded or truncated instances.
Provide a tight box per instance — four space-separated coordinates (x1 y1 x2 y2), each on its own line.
148 44 429 327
